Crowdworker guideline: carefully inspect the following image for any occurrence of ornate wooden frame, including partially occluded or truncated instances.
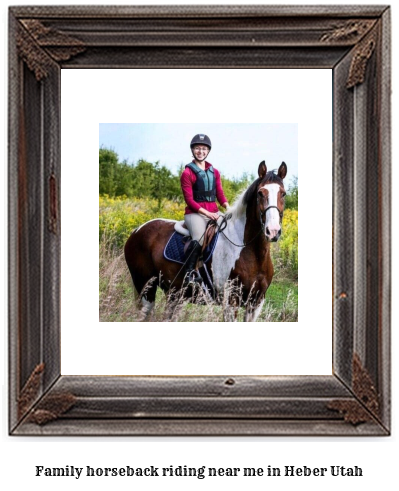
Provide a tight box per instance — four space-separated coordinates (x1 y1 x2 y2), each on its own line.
8 5 391 435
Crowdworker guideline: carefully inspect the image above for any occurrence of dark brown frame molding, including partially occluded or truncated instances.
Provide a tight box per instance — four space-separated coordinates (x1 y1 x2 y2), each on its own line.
8 5 391 436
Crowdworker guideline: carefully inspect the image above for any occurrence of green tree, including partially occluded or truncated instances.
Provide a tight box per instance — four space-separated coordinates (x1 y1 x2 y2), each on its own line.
151 161 182 210
221 172 253 204
132 159 155 198
285 176 298 210
99 147 119 196
114 160 135 196
99 147 265 208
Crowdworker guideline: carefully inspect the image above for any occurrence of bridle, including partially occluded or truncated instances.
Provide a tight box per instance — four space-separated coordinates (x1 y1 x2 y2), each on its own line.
217 198 284 248
259 204 284 229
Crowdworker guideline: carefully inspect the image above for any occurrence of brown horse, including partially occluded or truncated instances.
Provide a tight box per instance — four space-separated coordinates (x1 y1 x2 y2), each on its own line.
124 161 287 321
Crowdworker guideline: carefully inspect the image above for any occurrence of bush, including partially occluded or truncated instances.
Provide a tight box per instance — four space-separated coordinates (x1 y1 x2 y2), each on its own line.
271 209 298 279
99 195 185 249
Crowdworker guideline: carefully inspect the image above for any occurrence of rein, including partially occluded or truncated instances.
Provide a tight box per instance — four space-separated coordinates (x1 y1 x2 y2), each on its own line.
168 203 283 289
216 214 262 248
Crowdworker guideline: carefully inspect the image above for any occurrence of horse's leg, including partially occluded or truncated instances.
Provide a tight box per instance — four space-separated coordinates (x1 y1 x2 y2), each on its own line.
139 298 155 320
136 277 158 321
243 275 269 322
244 299 264 322
223 294 240 322
163 290 182 321
125 226 162 321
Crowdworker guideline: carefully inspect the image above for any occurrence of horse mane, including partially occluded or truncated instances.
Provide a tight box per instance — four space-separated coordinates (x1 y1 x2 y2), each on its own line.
228 187 248 219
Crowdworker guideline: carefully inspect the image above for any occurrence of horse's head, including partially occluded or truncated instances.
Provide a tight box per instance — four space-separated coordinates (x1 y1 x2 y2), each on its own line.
255 160 287 242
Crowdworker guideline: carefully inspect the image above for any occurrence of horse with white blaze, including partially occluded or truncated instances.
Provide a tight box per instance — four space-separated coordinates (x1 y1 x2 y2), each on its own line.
124 161 287 321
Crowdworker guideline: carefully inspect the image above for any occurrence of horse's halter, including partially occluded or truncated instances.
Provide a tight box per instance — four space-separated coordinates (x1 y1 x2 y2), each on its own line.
217 200 284 249
260 205 283 225
257 194 284 230
214 185 285 248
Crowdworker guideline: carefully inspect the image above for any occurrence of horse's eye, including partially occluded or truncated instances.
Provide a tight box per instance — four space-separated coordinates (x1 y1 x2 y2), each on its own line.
281 192 286 198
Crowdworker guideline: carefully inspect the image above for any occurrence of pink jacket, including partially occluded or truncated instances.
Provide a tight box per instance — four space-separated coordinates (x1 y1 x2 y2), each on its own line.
180 161 228 215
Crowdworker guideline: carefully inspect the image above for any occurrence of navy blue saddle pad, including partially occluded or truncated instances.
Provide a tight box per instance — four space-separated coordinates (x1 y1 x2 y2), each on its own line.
164 231 219 264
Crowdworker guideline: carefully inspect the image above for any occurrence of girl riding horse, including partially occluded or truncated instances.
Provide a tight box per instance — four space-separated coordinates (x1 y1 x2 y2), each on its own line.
180 134 230 285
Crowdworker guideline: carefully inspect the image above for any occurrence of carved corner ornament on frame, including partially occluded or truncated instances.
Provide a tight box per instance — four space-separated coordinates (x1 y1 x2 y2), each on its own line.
8 5 391 436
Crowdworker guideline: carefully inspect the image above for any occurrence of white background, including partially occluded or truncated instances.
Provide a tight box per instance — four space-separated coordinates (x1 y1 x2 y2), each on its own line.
1 1 397 491
61 69 331 376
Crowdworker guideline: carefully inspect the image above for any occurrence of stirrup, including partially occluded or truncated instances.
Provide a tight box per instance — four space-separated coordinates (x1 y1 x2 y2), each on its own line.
183 270 202 286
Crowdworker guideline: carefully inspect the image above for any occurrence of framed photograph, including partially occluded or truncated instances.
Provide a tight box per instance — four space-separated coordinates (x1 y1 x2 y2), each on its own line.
9 5 391 435
96 121 300 324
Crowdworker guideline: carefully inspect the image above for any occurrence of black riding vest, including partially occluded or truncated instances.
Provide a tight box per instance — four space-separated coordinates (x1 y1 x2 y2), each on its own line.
186 162 217 202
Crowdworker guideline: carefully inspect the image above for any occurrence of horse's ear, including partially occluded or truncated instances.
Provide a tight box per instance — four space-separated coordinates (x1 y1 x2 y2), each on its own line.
258 161 267 179
278 162 287 180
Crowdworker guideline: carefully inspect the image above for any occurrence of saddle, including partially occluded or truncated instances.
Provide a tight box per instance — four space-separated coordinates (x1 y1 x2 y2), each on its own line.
163 221 219 265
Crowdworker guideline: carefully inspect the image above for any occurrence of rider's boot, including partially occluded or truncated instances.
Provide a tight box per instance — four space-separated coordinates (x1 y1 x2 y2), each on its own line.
183 240 202 287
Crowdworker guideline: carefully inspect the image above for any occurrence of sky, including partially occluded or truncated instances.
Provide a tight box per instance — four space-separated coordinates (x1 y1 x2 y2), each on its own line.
99 123 298 185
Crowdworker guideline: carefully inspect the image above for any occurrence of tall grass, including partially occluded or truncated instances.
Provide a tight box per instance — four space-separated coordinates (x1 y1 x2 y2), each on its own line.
99 237 298 323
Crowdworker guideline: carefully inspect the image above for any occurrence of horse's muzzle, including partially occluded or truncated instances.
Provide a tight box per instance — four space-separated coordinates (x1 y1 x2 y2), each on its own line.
265 227 281 242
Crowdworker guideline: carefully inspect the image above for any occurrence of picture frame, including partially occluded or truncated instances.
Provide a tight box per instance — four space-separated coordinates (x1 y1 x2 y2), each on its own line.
8 5 391 436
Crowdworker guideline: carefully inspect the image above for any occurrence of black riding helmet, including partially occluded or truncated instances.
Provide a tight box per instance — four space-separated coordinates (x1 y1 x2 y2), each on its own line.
190 134 212 150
